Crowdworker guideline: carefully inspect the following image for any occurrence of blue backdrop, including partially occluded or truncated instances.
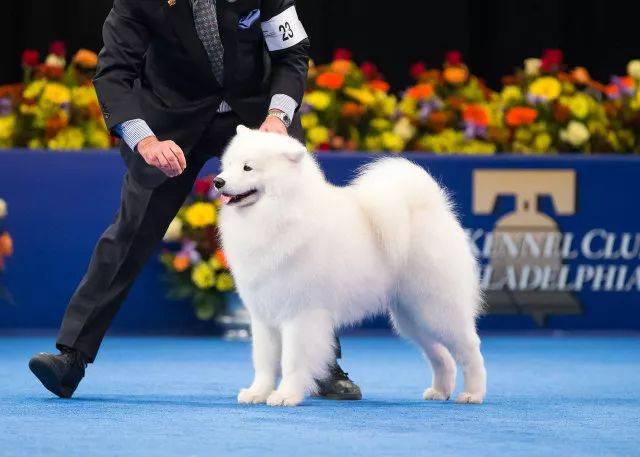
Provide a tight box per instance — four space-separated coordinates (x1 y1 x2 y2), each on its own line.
0 150 638 333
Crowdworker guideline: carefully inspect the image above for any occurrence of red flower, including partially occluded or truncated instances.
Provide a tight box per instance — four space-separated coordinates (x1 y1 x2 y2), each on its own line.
49 41 66 57
541 49 563 73
445 50 463 66
21 50 40 68
360 61 379 80
194 177 213 196
317 142 331 151
410 61 427 80
333 48 352 61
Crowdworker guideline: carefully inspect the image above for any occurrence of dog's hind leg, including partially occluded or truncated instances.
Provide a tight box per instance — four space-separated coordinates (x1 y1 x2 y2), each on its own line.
444 328 486 404
266 308 335 407
238 317 280 404
389 304 456 401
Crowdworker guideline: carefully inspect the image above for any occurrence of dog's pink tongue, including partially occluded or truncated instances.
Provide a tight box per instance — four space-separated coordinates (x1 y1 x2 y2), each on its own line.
219 194 232 205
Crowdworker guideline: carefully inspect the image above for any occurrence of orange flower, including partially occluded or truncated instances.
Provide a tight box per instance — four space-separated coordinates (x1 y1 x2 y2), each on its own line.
406 83 434 100
505 106 538 127
341 101 365 117
45 113 70 138
330 59 352 75
214 249 229 269
553 103 571 123
443 66 469 85
367 80 390 92
462 104 490 127
316 72 345 90
73 49 98 69
426 111 450 132
571 67 591 85
0 232 13 257
173 254 190 272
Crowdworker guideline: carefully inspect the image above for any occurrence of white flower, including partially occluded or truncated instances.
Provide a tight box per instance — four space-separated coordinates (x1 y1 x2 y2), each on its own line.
392 117 416 141
0 199 7 219
560 121 590 147
627 60 640 80
524 58 542 77
45 54 66 69
163 218 183 242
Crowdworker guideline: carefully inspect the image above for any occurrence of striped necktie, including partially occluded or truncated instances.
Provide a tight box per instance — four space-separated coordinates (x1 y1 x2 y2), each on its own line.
192 0 225 84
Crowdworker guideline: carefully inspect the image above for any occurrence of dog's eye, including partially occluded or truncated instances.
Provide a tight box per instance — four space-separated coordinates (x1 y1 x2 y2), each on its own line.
243 164 253 172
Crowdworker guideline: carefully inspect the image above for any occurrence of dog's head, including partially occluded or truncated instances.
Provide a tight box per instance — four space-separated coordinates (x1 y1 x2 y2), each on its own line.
214 126 309 208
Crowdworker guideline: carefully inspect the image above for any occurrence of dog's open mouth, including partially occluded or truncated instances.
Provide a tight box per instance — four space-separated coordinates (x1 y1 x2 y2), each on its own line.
219 189 258 205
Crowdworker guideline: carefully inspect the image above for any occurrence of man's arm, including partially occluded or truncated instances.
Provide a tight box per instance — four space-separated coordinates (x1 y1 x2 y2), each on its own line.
260 0 310 133
94 0 185 177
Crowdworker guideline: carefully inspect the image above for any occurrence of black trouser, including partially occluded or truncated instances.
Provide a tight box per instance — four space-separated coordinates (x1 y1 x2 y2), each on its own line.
56 112 341 363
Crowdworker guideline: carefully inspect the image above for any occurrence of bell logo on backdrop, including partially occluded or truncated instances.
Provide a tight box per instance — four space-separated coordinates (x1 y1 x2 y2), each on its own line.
469 169 640 325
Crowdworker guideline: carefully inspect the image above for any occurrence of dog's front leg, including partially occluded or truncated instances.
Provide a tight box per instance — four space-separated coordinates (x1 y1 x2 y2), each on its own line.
238 317 280 404
266 309 335 407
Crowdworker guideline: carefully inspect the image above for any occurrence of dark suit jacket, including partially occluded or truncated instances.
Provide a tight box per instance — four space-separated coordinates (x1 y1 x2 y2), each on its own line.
93 0 310 187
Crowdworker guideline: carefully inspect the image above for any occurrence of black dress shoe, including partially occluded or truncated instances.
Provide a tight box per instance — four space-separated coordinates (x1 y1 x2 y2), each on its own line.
316 363 362 400
28 348 87 399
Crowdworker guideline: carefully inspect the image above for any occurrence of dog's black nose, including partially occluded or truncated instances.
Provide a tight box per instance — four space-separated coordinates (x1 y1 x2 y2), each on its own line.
213 177 225 189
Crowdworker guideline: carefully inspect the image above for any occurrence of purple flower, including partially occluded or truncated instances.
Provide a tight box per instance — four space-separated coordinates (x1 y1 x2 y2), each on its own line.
463 122 487 140
612 76 634 97
0 98 12 117
179 240 201 264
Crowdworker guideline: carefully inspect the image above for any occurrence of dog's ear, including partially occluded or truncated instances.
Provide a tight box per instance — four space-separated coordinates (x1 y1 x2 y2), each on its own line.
236 125 251 135
283 144 307 162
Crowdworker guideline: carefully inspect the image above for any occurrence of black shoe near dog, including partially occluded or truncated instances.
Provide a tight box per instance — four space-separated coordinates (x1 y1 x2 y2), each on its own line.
28 348 87 399
316 362 362 400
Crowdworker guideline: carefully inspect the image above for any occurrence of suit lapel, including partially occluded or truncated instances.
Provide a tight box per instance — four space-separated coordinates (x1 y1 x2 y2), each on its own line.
163 0 220 88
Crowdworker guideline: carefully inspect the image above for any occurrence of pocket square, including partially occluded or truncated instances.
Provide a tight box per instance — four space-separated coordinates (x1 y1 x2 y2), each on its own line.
239 9 261 29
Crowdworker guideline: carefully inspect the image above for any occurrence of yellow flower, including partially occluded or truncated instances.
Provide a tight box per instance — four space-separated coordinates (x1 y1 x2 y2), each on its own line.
305 91 331 111
28 138 44 149
47 127 85 150
86 128 111 149
370 117 391 131
301 112 319 129
529 77 562 101
191 262 215 289
184 202 216 228
41 83 71 106
501 85 523 105
364 135 382 151
533 133 553 152
563 94 590 119
459 140 496 155
381 131 405 152
71 86 97 109
376 92 397 116
0 115 16 141
307 126 329 145
215 272 235 292
23 80 46 100
344 87 376 106
560 121 590 147
398 97 417 117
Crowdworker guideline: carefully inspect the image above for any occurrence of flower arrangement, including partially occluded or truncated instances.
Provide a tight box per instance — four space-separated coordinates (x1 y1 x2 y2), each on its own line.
160 177 235 320
0 198 14 304
301 49 404 152
498 49 629 153
397 51 501 154
0 42 113 150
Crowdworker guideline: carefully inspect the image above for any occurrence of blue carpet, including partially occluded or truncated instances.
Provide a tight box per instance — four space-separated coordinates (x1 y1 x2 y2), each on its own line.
0 335 638 456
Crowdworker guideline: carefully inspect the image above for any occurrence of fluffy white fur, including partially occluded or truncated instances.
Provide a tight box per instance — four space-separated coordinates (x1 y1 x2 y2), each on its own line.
217 126 486 407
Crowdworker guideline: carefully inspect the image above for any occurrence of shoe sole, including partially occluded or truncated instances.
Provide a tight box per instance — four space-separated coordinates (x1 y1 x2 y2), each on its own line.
28 357 73 399
319 392 362 401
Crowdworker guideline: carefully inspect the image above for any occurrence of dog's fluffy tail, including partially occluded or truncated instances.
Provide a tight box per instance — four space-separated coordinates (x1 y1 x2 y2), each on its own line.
350 157 454 270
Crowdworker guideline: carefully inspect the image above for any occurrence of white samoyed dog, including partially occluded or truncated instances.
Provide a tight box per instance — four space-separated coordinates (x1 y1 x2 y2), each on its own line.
216 126 486 407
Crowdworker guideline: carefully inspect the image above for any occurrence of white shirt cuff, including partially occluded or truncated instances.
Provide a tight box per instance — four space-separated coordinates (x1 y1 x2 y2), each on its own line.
117 119 155 151
269 94 298 123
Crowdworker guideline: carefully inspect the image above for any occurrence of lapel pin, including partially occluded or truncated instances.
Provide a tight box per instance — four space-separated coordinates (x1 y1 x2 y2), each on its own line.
168 0 176 6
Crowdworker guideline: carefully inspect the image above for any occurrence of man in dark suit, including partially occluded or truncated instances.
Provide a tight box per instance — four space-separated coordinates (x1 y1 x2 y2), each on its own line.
28 0 361 401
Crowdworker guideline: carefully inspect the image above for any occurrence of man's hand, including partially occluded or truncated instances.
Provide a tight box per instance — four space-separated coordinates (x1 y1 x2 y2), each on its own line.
137 136 186 178
259 113 288 135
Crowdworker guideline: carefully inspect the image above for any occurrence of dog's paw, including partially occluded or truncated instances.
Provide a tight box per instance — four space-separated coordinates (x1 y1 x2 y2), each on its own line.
266 390 304 407
422 387 450 401
237 388 272 404
455 392 484 404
